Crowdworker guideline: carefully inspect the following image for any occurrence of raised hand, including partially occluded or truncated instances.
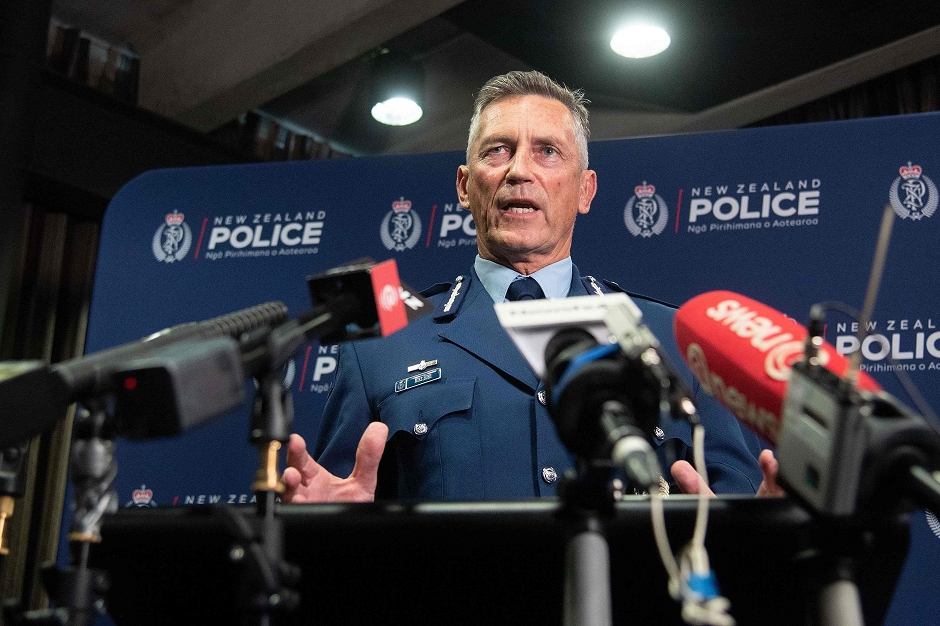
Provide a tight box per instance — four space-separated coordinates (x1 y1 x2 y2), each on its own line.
282 423 388 503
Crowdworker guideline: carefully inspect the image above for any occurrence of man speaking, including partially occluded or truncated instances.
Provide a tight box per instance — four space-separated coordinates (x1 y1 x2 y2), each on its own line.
283 70 777 502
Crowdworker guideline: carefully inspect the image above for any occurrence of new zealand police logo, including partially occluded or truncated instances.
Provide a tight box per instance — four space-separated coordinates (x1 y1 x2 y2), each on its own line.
625 182 668 238
380 197 422 251
125 485 157 508
152 210 192 262
889 162 938 221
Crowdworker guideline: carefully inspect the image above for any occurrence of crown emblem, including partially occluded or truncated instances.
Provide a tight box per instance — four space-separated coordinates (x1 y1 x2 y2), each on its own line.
635 182 655 198
392 197 412 212
132 485 153 504
900 162 922 179
165 211 185 226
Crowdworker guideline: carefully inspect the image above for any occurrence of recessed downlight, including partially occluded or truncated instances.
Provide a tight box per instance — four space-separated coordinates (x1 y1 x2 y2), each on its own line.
371 97 423 126
610 24 671 58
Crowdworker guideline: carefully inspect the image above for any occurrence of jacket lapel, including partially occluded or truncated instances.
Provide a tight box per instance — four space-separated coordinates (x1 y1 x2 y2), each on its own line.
438 271 540 392
437 262 593 392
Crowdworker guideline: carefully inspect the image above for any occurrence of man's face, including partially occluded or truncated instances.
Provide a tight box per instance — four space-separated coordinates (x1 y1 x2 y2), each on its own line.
457 95 597 273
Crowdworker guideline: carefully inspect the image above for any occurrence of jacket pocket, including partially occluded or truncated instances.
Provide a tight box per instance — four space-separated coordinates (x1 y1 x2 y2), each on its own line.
376 376 480 500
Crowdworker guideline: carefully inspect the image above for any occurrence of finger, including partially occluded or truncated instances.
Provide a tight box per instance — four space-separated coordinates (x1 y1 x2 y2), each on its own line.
671 460 715 496
286 433 318 481
349 422 389 492
282 466 302 489
286 433 307 464
759 449 778 479
756 449 785 497
281 466 304 503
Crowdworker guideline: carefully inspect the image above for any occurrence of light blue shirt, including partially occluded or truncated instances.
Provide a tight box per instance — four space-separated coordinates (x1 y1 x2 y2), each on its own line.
473 255 573 303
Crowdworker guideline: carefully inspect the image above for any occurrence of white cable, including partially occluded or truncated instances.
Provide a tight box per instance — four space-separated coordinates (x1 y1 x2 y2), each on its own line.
650 489 682 591
690 423 710 569
650 418 737 626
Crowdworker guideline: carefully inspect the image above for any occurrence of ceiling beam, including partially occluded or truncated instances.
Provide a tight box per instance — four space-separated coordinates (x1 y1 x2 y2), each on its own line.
137 0 466 132
676 23 940 133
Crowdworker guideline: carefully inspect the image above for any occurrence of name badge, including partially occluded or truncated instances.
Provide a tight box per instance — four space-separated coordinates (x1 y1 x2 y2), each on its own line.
395 368 442 393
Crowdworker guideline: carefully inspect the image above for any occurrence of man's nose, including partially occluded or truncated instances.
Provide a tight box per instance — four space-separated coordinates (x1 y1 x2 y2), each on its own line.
506 150 534 183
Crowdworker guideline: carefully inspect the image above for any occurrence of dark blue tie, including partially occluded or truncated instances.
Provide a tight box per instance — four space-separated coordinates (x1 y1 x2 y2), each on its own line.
505 276 546 301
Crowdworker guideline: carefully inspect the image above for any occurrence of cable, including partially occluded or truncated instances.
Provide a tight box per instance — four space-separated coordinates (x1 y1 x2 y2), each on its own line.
650 490 681 586
690 424 709 553
649 420 735 626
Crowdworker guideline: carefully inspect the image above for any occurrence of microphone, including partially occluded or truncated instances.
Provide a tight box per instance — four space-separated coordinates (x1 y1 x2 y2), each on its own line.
0 302 288 449
307 257 426 342
0 259 431 448
543 327 660 489
675 290 940 515
673 290 880 446
56 301 289 399
114 258 430 440
496 293 690 490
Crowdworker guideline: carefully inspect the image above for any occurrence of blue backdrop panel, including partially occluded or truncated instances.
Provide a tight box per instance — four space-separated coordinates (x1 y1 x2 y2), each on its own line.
73 113 940 624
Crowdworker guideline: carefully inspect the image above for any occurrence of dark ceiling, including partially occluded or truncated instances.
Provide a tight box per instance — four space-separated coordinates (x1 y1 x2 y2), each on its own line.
261 0 940 156
446 0 940 111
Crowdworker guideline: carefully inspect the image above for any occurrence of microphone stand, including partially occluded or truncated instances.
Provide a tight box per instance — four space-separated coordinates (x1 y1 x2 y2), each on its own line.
557 461 617 626
225 294 361 626
4 400 115 626
208 369 301 626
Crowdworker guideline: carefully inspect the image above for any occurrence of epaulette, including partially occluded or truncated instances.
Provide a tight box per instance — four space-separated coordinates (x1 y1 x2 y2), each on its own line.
420 282 452 298
433 274 470 321
620 289 679 310
582 275 678 309
581 275 625 296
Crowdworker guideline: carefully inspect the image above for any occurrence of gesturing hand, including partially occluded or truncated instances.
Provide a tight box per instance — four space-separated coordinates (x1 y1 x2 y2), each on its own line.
282 423 388 503
671 449 785 497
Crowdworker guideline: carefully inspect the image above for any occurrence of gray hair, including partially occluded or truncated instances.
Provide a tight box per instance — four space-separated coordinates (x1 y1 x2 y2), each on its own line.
466 70 590 170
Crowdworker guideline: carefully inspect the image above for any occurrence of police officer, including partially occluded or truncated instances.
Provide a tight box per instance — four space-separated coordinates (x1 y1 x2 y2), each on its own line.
283 71 782 502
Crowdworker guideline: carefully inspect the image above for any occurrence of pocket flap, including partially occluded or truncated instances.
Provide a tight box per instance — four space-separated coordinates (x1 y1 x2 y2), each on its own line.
378 376 475 440
655 416 693 448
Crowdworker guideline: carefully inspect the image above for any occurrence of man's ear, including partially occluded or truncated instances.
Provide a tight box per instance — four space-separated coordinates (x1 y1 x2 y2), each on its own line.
456 165 471 208
578 169 597 215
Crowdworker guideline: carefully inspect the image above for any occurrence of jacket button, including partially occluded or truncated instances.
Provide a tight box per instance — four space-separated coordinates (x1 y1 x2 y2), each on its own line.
537 389 547 406
414 423 428 436
654 426 665 441
542 467 557 484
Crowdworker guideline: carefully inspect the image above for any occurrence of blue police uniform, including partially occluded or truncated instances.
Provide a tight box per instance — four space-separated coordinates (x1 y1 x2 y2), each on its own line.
313 262 764 500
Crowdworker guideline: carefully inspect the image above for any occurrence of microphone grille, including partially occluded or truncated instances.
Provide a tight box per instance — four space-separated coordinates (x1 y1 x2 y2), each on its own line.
199 301 289 339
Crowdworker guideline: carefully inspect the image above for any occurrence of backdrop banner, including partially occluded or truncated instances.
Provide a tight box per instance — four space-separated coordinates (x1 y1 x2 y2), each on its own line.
71 112 940 624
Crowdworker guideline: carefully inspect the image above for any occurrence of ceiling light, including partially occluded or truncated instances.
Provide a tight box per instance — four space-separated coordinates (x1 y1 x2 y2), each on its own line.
370 54 424 126
371 98 423 126
610 24 671 58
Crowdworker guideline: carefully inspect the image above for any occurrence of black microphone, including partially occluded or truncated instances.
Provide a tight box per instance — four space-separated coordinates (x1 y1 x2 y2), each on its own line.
111 258 431 442
55 300 288 397
543 327 661 491
0 301 288 448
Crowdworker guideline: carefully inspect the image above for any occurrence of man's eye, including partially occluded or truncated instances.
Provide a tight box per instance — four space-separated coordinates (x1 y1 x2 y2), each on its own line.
542 147 557 156
489 146 506 154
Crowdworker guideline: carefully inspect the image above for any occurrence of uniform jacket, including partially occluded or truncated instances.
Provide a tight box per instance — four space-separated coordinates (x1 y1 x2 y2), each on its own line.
314 263 764 500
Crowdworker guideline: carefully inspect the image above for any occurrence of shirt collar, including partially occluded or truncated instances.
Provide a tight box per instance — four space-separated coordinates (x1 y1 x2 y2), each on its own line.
473 255 573 302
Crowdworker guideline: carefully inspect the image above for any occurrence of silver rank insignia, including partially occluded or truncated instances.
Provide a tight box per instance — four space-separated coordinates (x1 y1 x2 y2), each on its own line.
395 368 442 393
407 359 438 372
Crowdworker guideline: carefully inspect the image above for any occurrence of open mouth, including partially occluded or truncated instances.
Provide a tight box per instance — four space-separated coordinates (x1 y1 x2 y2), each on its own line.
499 200 540 214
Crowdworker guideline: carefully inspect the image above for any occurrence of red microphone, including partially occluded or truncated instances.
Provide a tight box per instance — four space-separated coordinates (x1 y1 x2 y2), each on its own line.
673 291 881 445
